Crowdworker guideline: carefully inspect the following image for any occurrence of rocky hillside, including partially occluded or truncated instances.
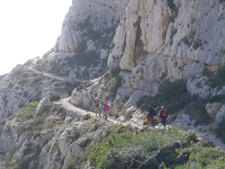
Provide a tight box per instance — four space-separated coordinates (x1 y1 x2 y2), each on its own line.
33 0 130 81
72 0 225 133
0 0 129 118
1 0 225 168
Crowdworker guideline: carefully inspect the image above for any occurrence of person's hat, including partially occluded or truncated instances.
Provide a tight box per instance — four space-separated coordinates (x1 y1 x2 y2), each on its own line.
161 106 165 109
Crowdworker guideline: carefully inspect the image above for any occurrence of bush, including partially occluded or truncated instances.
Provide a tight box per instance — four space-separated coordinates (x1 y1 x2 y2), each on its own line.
76 81 94 91
210 65 225 88
89 126 198 169
15 115 44 136
107 75 122 99
14 102 39 121
184 99 210 126
124 110 134 121
219 0 225 3
137 80 191 114
167 0 176 11
215 118 225 144
143 119 149 125
49 94 61 101
82 114 91 121
209 94 225 103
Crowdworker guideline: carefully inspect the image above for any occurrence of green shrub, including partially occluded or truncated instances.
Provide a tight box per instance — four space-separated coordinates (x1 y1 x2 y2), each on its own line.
107 75 122 99
14 102 39 121
137 80 191 114
109 40 115 50
219 0 225 3
15 115 44 136
82 114 91 121
143 119 149 125
76 81 94 91
209 94 225 103
19 154 35 169
167 0 176 11
32 97 41 102
49 94 61 101
184 99 210 126
215 118 225 144
89 126 198 169
210 65 225 88
124 110 134 121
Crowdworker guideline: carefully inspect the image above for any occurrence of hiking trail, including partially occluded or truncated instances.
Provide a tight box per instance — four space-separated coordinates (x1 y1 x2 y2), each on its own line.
55 97 146 130
56 97 225 151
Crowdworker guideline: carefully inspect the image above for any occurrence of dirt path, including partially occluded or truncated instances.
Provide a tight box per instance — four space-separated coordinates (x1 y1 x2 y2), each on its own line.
56 97 147 130
27 67 84 83
56 97 225 150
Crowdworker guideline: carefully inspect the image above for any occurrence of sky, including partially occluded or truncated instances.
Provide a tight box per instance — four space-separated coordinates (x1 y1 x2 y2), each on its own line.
0 0 72 75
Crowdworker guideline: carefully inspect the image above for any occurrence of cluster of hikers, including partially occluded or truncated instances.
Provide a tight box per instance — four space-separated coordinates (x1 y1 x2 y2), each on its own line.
93 97 168 128
93 97 110 120
147 105 168 129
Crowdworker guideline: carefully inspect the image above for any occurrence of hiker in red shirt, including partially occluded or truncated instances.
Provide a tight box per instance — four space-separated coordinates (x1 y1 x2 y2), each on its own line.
103 102 110 120
159 106 168 129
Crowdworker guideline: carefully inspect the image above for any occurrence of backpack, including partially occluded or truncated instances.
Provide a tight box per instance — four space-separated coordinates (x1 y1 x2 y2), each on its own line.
147 114 151 121
162 110 168 118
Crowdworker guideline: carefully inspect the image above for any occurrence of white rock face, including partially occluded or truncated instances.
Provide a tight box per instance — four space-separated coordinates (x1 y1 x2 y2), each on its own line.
214 104 225 127
125 90 153 106
206 102 223 119
36 97 50 115
57 0 130 52
187 75 212 98
100 49 108 60
108 0 225 96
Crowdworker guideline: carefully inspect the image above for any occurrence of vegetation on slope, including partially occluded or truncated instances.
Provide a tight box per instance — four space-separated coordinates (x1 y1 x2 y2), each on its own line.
215 118 225 144
137 80 211 126
89 126 225 169
210 65 225 88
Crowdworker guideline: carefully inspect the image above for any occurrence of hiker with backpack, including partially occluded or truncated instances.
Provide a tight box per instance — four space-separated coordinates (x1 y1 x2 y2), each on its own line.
93 97 101 117
159 106 168 129
147 105 156 127
103 102 110 120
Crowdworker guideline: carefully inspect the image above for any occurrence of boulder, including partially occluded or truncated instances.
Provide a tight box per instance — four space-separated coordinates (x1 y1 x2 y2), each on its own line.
214 105 225 128
206 102 223 119
36 97 50 115
100 49 108 60
125 90 153 106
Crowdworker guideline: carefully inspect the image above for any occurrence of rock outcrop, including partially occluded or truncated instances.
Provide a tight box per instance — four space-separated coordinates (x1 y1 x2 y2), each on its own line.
108 0 225 96
36 97 50 115
33 0 130 82
0 0 129 119
72 0 225 129
1 0 225 168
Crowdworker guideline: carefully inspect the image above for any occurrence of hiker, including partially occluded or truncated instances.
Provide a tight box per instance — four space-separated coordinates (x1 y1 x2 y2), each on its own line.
93 97 101 117
103 102 110 120
147 105 156 127
159 106 168 129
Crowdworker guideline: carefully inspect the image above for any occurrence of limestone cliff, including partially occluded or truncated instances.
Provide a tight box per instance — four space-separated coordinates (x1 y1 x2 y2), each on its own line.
108 0 225 96
34 0 130 81
0 0 129 119
1 0 225 168
71 0 225 132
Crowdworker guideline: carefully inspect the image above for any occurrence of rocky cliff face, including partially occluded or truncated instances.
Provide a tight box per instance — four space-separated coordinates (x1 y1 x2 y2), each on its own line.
34 0 130 81
108 0 225 96
71 0 225 129
1 0 225 168
0 0 129 119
